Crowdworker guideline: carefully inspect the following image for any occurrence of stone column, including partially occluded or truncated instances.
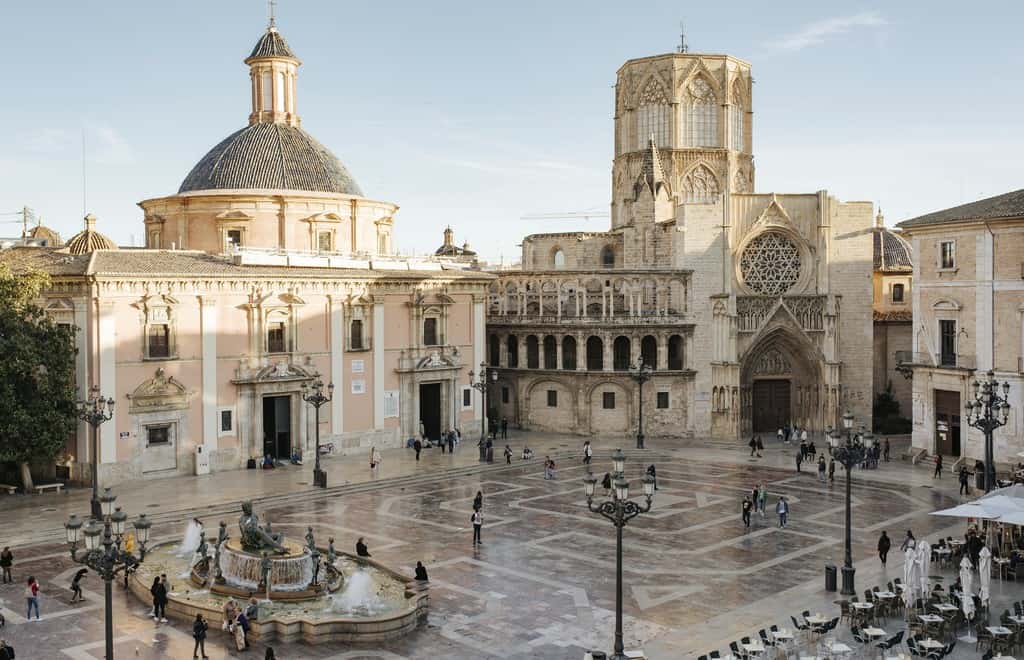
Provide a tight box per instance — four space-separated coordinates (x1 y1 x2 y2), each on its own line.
73 300 89 466
329 296 345 437
97 301 117 464
604 334 613 372
199 296 218 452
373 299 385 429
473 296 486 428
658 333 668 370
556 336 563 370
577 333 586 372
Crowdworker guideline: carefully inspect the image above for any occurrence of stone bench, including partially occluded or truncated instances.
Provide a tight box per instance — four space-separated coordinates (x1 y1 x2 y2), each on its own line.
0 484 17 495
34 483 64 494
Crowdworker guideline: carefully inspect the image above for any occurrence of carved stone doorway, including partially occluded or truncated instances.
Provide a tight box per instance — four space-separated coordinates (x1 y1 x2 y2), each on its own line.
752 379 790 432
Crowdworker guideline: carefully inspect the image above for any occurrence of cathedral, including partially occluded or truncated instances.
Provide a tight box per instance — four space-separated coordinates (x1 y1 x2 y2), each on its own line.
1 21 492 485
487 50 875 440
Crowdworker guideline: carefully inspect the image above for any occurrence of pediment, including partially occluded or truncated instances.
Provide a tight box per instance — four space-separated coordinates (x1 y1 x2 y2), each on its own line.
44 298 75 311
131 293 178 312
128 368 190 413
932 298 961 311
215 210 255 222
301 212 345 224
754 196 795 230
416 351 458 370
254 361 313 381
279 291 306 305
681 57 720 94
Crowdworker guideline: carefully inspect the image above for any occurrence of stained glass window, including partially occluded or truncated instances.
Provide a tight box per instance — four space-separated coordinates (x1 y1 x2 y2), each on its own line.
635 79 669 149
740 232 802 295
684 78 718 147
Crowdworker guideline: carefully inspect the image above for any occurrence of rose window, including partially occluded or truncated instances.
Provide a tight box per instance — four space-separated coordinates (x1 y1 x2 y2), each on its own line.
740 231 801 295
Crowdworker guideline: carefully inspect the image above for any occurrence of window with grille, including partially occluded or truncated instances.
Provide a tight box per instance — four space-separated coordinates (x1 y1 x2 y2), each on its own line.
684 78 718 147
463 388 472 408
602 392 616 409
267 321 287 353
220 410 234 433
657 391 670 409
350 319 364 350
423 318 438 346
547 390 558 407
318 231 332 252
147 324 170 359
940 320 956 366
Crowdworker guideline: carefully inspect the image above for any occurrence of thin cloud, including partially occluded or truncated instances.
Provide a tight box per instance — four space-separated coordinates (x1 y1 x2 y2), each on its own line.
18 124 133 164
772 12 886 51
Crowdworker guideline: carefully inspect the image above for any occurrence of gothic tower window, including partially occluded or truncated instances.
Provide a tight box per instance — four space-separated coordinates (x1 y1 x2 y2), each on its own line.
684 78 719 148
635 78 669 149
739 231 802 295
681 164 721 203
730 79 745 152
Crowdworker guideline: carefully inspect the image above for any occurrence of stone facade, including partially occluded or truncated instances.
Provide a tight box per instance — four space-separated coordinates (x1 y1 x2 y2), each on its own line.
897 189 1024 464
487 51 875 441
871 212 914 418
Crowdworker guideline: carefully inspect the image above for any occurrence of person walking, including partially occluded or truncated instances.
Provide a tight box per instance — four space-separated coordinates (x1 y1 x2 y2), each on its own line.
24 576 40 621
413 437 422 461
776 496 789 528
501 417 508 439
601 472 612 496
828 457 836 483
583 441 593 465
0 548 12 584
504 444 512 464
878 531 891 566
544 456 556 479
933 454 943 478
883 437 891 462
755 436 764 458
647 464 658 491
448 431 456 454
192 612 209 659
795 451 802 473
777 427 784 443
370 446 382 472
757 483 767 516
749 435 758 457
817 455 827 482
799 438 808 460
471 509 483 546
959 465 972 495
800 428 808 445
473 491 483 512
439 430 447 454
265 648 277 660
741 495 753 529
70 568 87 603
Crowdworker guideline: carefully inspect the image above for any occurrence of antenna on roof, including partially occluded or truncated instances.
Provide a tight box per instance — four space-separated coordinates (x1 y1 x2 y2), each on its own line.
677 21 689 53
81 129 88 218
267 0 277 29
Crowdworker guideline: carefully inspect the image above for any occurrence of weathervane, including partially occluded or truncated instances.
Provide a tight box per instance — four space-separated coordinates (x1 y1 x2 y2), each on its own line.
677 21 689 53
268 0 277 29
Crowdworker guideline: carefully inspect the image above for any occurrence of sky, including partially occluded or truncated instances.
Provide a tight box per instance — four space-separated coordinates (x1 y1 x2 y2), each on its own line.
2 1 1022 263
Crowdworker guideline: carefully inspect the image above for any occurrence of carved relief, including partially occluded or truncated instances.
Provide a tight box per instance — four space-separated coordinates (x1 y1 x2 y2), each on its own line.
753 348 790 376
128 368 190 413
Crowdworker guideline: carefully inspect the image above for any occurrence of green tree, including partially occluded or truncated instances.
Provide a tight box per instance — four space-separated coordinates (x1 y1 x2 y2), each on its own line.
0 264 77 490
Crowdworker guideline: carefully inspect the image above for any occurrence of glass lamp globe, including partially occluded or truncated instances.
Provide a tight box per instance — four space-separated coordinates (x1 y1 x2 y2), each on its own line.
614 478 630 501
133 514 152 545
842 410 854 430
110 507 128 537
642 473 655 498
583 473 597 498
83 520 102 552
65 514 83 545
611 449 626 475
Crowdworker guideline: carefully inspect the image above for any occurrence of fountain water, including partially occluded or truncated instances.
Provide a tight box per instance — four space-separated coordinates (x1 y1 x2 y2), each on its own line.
331 568 390 615
177 520 203 557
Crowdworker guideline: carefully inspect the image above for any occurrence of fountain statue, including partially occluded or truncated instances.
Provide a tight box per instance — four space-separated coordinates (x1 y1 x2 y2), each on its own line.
327 537 337 564
213 521 227 583
239 501 286 554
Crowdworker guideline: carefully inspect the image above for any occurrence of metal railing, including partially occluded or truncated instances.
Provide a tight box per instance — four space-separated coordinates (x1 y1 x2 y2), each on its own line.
487 313 688 326
895 351 976 370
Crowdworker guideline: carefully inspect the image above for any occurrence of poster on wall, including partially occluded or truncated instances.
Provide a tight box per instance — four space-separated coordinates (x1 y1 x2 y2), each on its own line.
351 379 366 394
384 390 399 418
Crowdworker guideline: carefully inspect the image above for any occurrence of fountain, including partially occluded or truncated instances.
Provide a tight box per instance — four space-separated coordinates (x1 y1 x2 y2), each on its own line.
128 501 428 644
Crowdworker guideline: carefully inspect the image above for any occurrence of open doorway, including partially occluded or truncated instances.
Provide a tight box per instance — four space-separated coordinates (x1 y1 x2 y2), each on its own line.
419 383 442 442
262 395 292 459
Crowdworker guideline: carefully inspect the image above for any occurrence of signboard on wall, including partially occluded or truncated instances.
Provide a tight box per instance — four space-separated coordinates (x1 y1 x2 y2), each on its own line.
384 390 399 418
351 379 366 394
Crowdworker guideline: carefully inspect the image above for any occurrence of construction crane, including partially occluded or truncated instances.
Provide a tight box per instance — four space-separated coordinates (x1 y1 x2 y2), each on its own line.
520 210 610 222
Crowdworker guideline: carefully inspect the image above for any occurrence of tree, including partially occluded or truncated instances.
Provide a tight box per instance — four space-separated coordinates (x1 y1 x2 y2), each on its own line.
0 264 77 490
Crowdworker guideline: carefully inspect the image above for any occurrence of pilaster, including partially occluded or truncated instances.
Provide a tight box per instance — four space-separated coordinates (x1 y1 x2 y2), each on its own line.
97 301 117 463
199 297 218 451
373 299 385 428
329 296 345 435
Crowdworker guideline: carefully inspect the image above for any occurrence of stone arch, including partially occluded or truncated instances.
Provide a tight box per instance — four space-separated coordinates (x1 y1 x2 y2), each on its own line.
552 246 566 269
613 335 631 371
506 334 519 368
739 325 825 436
641 335 657 368
601 244 617 269
543 335 558 369
524 378 577 432
488 333 500 366
668 334 685 370
680 162 721 203
525 335 540 369
562 335 577 370
586 336 604 371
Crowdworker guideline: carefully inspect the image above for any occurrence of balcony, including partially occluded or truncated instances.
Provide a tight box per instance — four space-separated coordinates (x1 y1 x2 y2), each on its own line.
895 351 976 370
487 313 689 326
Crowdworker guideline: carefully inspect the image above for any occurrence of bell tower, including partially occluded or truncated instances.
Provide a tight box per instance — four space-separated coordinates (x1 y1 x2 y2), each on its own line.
246 15 302 127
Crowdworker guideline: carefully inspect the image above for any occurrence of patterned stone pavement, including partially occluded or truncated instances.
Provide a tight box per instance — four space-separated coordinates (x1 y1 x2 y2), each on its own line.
0 448 979 659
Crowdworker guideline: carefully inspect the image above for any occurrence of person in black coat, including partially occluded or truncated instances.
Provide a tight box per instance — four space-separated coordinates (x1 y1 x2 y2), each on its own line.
414 561 429 581
646 464 658 491
356 537 371 557
413 438 422 461
0 639 14 660
878 531 891 566
192 613 209 659
150 576 168 622
473 491 483 512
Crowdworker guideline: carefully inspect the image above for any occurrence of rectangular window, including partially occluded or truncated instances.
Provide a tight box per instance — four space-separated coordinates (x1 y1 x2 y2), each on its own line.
317 231 332 252
939 319 957 366
547 390 558 407
147 324 170 358
146 424 171 447
267 321 286 353
602 391 615 409
892 283 905 303
350 319 364 350
657 391 670 409
462 387 472 408
219 409 234 434
502 386 509 404
351 379 366 394
423 318 438 346
227 229 242 248
940 241 955 269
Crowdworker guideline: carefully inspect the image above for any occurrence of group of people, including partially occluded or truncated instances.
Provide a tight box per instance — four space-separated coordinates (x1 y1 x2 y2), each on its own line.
778 424 809 444
740 485 790 528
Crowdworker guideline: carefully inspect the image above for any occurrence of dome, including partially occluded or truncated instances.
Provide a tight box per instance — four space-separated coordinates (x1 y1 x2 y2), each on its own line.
178 123 363 196
27 223 63 247
65 214 118 255
247 28 297 61
873 227 913 272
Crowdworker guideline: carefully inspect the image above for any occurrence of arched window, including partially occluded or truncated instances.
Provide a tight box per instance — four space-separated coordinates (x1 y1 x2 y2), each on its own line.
586 336 604 371
681 164 721 203
613 336 631 371
635 78 670 149
684 77 718 148
261 71 273 111
526 335 540 369
562 336 577 370
730 79 745 152
543 335 557 369
641 335 657 369
668 335 684 370
489 334 500 366
506 335 519 368
601 246 615 269
553 249 566 269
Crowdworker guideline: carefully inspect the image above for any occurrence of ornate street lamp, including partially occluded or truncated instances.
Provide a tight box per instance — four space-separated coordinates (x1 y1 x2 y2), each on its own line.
966 370 1011 493
829 410 871 595
76 386 115 520
64 489 151 660
301 376 334 488
469 363 498 462
583 449 655 660
628 361 654 449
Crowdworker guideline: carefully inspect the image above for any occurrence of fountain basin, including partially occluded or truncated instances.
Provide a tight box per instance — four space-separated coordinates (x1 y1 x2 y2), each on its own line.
131 541 428 645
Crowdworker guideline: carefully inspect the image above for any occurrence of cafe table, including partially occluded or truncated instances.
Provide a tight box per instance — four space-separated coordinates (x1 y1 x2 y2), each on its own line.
916 638 944 651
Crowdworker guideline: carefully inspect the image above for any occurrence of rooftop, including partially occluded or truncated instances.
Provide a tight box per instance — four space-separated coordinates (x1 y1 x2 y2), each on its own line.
897 189 1024 230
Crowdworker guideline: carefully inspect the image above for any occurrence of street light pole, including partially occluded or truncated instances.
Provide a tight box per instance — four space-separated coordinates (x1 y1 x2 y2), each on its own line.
301 376 334 489
469 363 497 463
76 387 115 520
629 361 653 449
64 488 152 660
966 370 1011 493
829 410 871 596
583 449 655 660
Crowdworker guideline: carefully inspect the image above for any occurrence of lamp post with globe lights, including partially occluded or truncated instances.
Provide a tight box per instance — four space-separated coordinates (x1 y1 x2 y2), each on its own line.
64 488 152 660
828 410 872 595
582 449 655 660
966 370 1011 492
301 376 334 488
77 387 115 520
469 363 498 462
628 361 654 449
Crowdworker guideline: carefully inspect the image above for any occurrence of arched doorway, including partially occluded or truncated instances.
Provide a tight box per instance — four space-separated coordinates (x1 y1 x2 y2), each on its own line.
740 328 823 435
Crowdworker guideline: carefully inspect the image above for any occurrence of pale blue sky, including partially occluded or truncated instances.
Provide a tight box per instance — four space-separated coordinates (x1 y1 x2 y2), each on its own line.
2 1 1021 262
